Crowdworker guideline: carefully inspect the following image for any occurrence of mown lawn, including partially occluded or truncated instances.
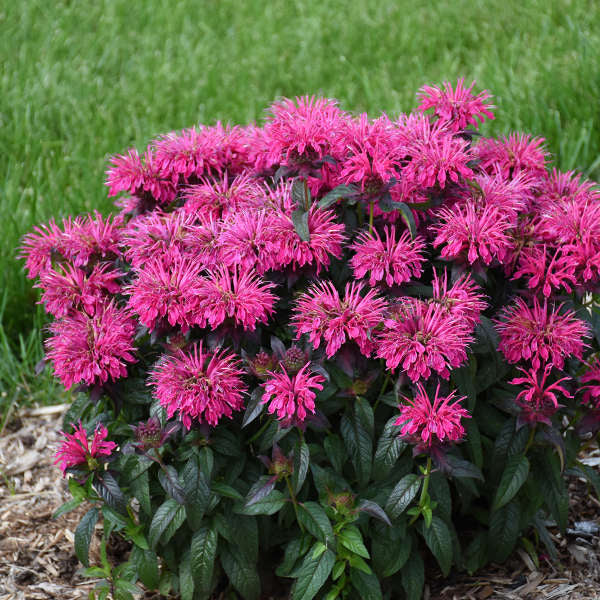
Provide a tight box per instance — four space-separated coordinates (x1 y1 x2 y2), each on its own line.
1 0 599 409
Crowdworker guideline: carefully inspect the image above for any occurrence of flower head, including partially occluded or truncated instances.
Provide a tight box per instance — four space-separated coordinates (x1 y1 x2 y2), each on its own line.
54 422 117 476
581 359 600 409
395 382 469 448
431 271 487 328
376 300 472 381
293 281 386 357
46 302 137 389
261 363 325 427
509 364 572 426
496 297 590 370
350 227 426 287
149 343 247 429
417 78 495 132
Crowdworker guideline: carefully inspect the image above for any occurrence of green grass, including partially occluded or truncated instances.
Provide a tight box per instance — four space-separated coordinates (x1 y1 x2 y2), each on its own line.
1 0 599 406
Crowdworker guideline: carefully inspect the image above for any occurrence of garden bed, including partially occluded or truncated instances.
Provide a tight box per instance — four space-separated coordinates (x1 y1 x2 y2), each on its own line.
1 407 599 600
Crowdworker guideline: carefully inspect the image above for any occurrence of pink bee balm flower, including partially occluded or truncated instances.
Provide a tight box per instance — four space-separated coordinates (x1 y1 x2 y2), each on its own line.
395 382 470 447
431 271 487 329
105 148 176 204
66 211 124 267
37 262 123 318
128 255 204 331
350 227 426 287
475 133 548 179
495 297 590 370
580 359 600 409
293 281 387 358
431 201 513 265
261 363 325 427
194 266 276 331
376 300 473 381
509 364 572 426
511 245 577 297
417 78 495 133
149 343 247 429
270 205 346 273
19 218 72 279
45 302 137 389
54 422 117 476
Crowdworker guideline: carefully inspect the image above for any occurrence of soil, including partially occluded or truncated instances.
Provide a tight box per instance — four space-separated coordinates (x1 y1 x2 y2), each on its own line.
1 406 600 600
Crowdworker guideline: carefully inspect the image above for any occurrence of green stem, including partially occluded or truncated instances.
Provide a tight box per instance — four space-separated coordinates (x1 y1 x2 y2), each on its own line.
247 417 272 444
368 200 374 234
524 425 536 454
285 475 304 532
409 456 432 525
373 371 392 413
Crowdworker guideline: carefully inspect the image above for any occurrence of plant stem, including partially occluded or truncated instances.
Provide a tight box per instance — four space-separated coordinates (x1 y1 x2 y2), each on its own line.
373 371 391 412
247 417 272 444
524 425 536 454
368 200 374 234
285 475 304 532
419 456 432 506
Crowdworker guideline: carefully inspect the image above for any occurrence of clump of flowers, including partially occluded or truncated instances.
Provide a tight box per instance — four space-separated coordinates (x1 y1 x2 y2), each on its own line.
22 80 600 600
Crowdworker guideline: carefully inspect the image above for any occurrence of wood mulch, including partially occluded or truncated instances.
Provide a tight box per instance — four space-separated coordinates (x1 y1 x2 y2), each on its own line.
1 407 600 599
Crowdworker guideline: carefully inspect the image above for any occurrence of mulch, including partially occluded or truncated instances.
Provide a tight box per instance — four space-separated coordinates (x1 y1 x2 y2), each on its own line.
1 407 600 600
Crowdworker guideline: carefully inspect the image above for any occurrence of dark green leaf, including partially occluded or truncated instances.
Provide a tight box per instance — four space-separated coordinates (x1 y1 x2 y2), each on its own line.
422 516 453 576
212 428 242 457
463 531 488 575
235 489 285 516
179 549 194 600
130 546 160 591
340 399 373 487
94 471 127 514
489 500 520 562
102 505 128 530
221 544 260 600
182 456 211 530
291 545 335 600
323 434 346 473
130 469 151 515
74 508 98 567
385 474 421 519
372 523 410 577
532 513 558 561
349 568 382 600
292 439 310 494
158 464 185 504
292 179 309 209
318 184 357 209
276 537 308 577
161 503 186 545
401 550 424 600
242 388 265 428
245 476 277 507
148 499 182 550
52 497 83 519
191 525 218 595
291 209 310 242
373 416 406 481
493 454 529 510
298 502 333 544
357 499 391 526
211 481 244 501
429 473 452 522
445 455 484 481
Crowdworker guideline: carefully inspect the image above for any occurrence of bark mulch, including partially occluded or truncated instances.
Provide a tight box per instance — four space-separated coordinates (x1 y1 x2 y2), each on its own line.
1 407 600 600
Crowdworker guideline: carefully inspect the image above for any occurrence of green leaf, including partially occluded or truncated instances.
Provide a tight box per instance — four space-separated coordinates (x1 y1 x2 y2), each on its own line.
161 504 186 545
318 184 357 209
323 434 346 473
130 546 159 591
220 544 260 600
340 399 373 487
292 439 310 494
211 481 244 501
242 388 265 428
74 507 98 567
276 537 308 577
94 471 127 514
244 476 277 507
385 474 421 519
429 473 452 522
493 454 529 510
291 208 310 242
372 523 411 577
445 455 484 480
52 497 83 519
338 524 369 559
102 505 128 530
148 499 182 550
373 416 406 481
401 550 424 600
179 549 194 600
182 456 211 530
191 525 218 596
422 516 453 576
356 499 391 526
463 531 488 575
68 477 86 502
489 500 520 562
130 469 151 515
298 502 334 544
349 568 382 600
292 178 310 209
291 545 335 600
235 488 286 516
230 514 259 563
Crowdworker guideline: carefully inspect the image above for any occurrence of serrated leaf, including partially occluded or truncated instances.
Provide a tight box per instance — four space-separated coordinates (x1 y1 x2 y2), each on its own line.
298 502 333 544
323 434 346 473
372 523 411 577
221 544 260 600
131 546 160 591
245 476 277 507
401 550 424 600
191 525 218 595
94 471 127 515
444 455 484 481
373 416 406 480
291 209 310 242
422 516 452 576
357 499 391 526
276 537 307 577
242 388 265 428
489 500 520 562
179 549 195 600
292 439 310 494
340 399 373 487
158 464 185 504
182 456 211 530
235 489 285 516
130 469 151 515
74 507 98 567
148 499 181 550
493 454 529 510
291 545 335 600
385 474 421 519
317 184 356 209
338 524 369 558
349 568 381 600
52 497 83 519
211 481 243 501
